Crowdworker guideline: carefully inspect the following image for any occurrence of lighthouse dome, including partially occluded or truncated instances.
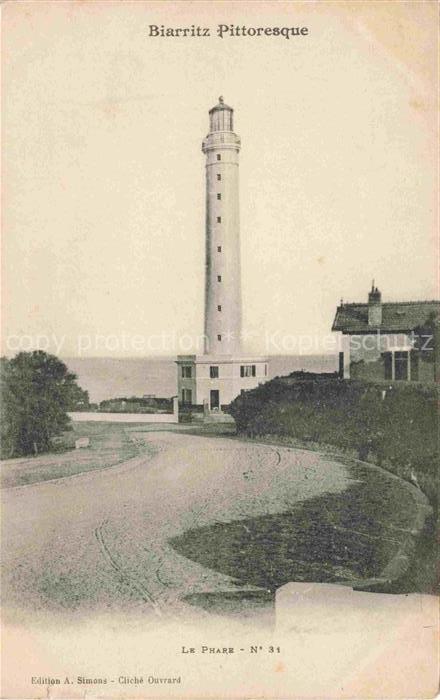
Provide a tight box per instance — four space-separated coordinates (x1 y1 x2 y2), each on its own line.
209 96 233 112
209 96 234 132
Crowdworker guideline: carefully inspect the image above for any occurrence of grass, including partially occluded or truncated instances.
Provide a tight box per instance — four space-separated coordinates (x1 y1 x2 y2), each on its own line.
0 421 154 489
170 461 435 595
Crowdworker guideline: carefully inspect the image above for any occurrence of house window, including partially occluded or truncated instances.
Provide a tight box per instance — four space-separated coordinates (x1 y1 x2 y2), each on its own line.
217 275 222 282
182 388 192 404
217 174 221 181
217 193 221 200
410 351 419 381
384 352 392 380
217 246 222 252
217 154 221 161
217 305 222 311
394 351 409 380
217 216 221 223
181 365 192 379
383 351 411 381
210 366 219 378
240 365 256 377
217 334 222 341
265 364 268 376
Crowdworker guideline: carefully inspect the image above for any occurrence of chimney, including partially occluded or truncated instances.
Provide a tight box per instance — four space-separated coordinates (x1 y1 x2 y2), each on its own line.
368 281 382 326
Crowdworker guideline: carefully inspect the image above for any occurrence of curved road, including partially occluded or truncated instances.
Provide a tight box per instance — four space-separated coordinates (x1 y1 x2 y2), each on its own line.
1 432 352 620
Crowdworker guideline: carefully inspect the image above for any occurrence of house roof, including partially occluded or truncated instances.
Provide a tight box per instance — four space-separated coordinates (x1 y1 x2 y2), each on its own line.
332 300 440 334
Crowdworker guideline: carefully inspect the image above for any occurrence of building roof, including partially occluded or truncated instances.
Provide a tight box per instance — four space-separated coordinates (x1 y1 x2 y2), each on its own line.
332 300 440 333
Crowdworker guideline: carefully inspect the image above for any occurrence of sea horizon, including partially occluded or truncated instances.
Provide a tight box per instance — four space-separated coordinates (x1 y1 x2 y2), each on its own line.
63 354 340 404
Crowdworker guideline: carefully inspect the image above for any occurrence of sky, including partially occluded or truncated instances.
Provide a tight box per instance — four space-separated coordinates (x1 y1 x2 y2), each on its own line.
2 1 438 357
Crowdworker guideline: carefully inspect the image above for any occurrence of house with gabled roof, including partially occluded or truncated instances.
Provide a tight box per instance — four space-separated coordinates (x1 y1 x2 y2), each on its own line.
332 283 440 382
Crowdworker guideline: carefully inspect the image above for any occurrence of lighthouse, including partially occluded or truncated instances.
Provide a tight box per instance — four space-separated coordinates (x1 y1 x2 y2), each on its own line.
177 98 268 412
203 96 242 355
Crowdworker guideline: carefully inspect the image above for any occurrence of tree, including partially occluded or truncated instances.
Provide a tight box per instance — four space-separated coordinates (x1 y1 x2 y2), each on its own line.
1 351 88 458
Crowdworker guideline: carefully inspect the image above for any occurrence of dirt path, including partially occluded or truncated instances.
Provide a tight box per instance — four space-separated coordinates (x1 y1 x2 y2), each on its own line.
1 432 354 620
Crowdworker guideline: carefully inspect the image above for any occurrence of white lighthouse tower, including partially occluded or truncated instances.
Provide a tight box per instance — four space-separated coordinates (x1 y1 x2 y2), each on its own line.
177 98 268 412
203 96 242 355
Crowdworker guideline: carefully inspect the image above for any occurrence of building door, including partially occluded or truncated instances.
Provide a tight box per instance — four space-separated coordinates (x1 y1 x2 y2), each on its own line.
210 389 220 410
338 352 344 378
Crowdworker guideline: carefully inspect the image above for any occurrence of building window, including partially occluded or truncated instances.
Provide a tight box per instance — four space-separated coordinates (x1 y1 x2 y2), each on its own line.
383 351 411 381
410 351 419 381
182 388 192 404
394 351 409 380
384 352 392 380
217 275 221 282
217 216 221 223
217 334 222 341
181 365 192 379
217 154 221 161
265 364 268 376
217 305 222 311
240 365 256 377
217 174 221 181
217 193 221 200
217 246 222 252
210 366 219 378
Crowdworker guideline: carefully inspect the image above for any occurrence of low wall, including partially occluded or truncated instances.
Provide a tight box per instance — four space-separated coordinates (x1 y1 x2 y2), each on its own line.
69 398 178 424
69 411 178 423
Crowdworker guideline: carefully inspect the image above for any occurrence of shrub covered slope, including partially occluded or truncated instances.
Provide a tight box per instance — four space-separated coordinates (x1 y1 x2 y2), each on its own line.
229 377 438 507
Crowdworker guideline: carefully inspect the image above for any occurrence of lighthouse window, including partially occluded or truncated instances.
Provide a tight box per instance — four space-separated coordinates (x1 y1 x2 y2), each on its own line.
217 334 222 341
240 365 256 378
217 246 222 252
216 154 221 161
217 174 221 181
217 193 221 200
210 366 219 378
217 305 222 311
217 216 221 223
217 275 222 282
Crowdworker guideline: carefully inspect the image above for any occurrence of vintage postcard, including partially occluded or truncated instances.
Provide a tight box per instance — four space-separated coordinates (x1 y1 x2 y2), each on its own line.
1 1 438 698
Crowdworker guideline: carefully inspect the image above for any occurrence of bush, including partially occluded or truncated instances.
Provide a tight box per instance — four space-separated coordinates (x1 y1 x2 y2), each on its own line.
1 351 88 458
229 378 439 507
